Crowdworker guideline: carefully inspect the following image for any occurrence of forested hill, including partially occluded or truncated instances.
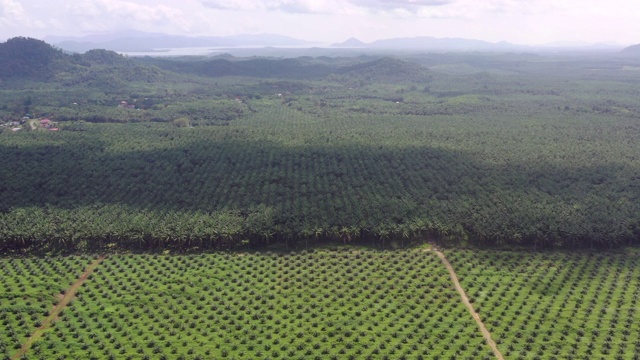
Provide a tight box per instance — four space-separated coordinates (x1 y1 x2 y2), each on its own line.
335 57 430 83
0 37 133 71
0 37 161 85
0 37 66 79
135 55 429 81
0 37 430 83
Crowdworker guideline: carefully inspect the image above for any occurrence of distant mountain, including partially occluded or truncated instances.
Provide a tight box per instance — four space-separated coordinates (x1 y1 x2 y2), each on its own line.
369 37 517 51
539 41 625 52
46 31 315 53
544 40 595 48
329 36 627 53
332 38 367 48
620 44 640 56
45 29 165 44
330 36 523 52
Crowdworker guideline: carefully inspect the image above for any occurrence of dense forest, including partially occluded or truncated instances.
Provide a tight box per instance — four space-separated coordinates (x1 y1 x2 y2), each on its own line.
1 37 640 251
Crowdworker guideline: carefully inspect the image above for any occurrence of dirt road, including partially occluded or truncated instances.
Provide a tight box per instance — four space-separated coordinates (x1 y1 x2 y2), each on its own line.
434 249 505 360
12 256 105 360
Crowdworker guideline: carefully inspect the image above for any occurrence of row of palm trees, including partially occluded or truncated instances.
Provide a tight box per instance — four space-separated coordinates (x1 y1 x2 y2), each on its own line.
5 201 630 252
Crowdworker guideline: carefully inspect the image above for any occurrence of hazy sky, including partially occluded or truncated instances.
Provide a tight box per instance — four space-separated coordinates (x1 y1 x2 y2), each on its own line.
1 0 638 45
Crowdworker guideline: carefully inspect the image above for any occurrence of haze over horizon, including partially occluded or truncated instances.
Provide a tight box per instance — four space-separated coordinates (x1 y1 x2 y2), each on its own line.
0 0 638 46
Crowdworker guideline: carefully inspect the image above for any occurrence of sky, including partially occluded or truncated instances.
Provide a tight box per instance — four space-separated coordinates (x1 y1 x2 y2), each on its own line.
0 0 638 45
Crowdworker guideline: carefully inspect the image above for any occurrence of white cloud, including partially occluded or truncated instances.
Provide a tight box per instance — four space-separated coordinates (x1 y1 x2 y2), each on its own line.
197 0 562 19
0 0 23 16
0 0 26 24
203 0 324 12
349 0 453 12
68 0 189 29
200 0 367 15
1 0 639 46
199 0 459 15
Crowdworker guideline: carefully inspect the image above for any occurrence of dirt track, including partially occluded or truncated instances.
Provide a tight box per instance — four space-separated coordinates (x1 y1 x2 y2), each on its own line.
12 256 105 360
434 249 505 360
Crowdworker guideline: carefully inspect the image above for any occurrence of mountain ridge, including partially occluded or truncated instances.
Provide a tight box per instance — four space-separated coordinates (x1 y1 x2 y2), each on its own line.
0 37 430 83
41 30 631 54
328 36 523 51
46 31 315 53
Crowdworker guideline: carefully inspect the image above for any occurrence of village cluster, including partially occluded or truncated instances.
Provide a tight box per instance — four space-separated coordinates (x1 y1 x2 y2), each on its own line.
0 119 22 132
38 118 59 131
0 117 59 132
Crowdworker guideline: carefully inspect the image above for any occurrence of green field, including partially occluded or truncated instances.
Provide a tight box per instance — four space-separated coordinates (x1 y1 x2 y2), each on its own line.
2 248 640 359
34 249 494 360
0 256 92 359
448 248 640 359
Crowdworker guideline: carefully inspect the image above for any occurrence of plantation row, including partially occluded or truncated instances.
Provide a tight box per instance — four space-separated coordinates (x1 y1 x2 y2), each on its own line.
447 248 640 359
18 250 493 360
0 256 92 358
4 248 640 359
